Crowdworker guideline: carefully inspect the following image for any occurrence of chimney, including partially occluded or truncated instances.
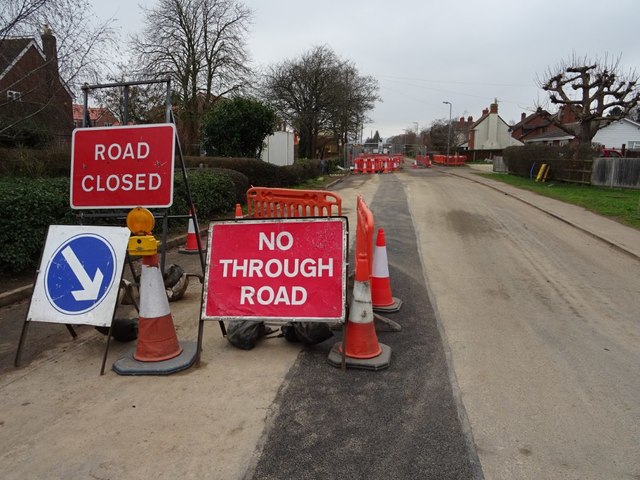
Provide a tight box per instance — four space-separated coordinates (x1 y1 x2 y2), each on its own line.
521 112 526 121
490 98 498 114
482 108 489 115
467 115 473 123
41 24 58 71
459 117 465 124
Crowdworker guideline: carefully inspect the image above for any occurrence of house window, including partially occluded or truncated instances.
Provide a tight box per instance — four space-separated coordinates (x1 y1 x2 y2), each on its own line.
103 122 112 127
7 90 22 101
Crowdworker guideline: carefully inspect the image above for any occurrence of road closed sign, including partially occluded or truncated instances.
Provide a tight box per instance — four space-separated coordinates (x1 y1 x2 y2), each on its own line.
70 124 176 209
202 218 347 322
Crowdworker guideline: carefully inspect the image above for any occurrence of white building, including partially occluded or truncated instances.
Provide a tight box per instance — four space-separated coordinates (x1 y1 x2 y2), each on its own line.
592 118 640 151
260 131 296 166
468 100 523 150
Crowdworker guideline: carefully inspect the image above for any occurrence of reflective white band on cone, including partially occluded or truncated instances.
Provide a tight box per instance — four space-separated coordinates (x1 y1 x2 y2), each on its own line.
350 280 375 324
371 244 389 278
139 257 171 318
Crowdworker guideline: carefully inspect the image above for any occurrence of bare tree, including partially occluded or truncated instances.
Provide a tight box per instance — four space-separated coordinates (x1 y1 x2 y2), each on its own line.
538 53 639 146
425 118 467 153
0 0 47 41
263 45 379 158
1 0 117 90
132 0 252 152
325 61 379 153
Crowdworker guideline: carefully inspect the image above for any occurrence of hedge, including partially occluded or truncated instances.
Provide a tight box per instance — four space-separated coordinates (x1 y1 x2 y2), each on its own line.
184 156 322 187
0 170 236 274
0 177 76 273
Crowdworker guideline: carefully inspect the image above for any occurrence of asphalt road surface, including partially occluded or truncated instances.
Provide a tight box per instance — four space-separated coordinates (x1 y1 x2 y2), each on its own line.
404 168 640 480
0 166 638 479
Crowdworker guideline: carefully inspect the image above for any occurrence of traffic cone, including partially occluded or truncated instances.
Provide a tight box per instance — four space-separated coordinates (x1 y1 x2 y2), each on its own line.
235 203 243 219
371 229 402 313
179 208 199 254
133 254 182 361
112 254 197 375
328 256 391 370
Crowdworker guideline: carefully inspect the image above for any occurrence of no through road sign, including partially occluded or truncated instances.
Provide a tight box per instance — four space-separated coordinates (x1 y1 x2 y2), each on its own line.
202 217 348 322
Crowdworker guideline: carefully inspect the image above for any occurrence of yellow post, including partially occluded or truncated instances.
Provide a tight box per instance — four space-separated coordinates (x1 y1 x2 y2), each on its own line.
535 164 548 182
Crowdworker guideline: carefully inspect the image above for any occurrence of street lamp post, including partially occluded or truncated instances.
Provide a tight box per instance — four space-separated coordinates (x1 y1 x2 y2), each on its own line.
443 101 452 161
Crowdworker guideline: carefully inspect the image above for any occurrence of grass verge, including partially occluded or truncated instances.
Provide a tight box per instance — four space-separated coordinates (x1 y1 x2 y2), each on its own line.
478 173 640 230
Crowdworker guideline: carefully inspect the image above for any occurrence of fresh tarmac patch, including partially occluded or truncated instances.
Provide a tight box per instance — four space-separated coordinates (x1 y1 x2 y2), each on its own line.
246 173 482 480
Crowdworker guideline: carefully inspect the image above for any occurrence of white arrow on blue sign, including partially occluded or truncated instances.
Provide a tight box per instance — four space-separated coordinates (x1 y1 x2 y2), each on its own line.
45 234 116 314
28 226 130 327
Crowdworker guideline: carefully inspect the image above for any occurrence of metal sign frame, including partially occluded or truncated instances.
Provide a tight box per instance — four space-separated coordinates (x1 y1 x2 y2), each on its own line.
15 225 130 374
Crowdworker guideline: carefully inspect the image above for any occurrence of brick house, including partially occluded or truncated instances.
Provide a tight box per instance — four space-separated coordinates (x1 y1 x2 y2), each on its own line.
0 26 73 146
509 107 575 146
72 104 120 128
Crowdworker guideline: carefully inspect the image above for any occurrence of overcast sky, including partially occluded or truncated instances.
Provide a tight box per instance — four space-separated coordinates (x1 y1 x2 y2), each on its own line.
91 0 640 140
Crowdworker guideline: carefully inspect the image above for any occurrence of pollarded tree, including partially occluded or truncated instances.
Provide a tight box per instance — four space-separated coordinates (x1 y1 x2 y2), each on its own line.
201 96 277 158
132 0 253 152
538 54 639 146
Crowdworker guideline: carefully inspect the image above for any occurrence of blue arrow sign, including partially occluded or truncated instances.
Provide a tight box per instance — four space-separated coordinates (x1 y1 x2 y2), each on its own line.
45 233 117 315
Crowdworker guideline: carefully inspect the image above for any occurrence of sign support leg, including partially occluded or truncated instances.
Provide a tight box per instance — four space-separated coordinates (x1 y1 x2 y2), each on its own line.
14 319 30 367
100 325 114 376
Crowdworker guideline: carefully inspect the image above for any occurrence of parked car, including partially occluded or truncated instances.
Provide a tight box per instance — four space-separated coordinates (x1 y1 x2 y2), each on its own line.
599 148 623 158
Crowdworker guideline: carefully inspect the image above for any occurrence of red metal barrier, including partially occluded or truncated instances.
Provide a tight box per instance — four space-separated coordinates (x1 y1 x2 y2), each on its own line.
356 194 374 281
247 187 342 218
415 154 432 168
431 154 466 166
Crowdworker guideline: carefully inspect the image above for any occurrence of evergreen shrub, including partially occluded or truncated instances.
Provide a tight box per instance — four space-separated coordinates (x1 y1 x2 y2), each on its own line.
0 170 236 274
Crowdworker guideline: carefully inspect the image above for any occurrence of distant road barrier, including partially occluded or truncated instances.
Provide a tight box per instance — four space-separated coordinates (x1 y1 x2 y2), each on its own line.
351 154 401 174
432 154 467 166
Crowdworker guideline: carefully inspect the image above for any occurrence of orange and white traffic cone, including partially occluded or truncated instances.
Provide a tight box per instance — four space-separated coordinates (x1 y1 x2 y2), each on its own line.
371 229 402 313
179 208 199 254
112 254 197 375
328 257 391 370
235 203 243 219
134 254 182 361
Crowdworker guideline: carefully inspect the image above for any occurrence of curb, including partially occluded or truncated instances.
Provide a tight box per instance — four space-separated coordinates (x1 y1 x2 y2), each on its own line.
0 285 34 308
0 233 192 308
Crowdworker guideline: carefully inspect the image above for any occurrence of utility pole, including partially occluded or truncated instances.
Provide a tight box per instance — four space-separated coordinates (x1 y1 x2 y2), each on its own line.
443 101 452 160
